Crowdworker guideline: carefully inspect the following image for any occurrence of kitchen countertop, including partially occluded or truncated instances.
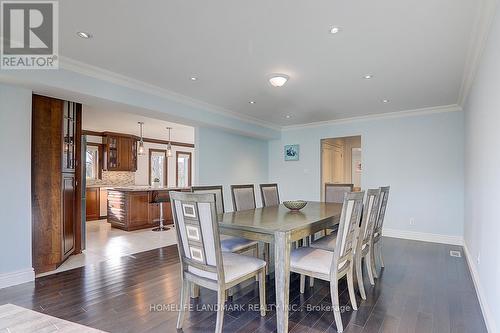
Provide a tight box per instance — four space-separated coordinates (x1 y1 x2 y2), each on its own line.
86 184 118 189
109 186 191 192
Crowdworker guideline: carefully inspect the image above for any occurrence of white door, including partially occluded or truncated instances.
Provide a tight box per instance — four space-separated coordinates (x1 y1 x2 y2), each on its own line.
332 145 344 183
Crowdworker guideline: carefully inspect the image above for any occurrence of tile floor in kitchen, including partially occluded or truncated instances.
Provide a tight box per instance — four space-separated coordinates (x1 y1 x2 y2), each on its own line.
36 219 177 277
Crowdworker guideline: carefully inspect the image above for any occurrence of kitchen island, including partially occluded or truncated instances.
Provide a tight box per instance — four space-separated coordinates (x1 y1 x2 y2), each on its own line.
107 187 190 231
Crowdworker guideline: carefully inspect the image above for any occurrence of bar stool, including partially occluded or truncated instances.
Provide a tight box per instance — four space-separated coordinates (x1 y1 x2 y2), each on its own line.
151 191 170 232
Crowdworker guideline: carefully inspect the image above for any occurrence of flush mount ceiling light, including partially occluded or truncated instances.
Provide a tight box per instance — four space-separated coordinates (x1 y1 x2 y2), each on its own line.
330 26 340 34
190 76 198 81
269 74 289 87
285 115 292 119
76 31 92 39
382 99 390 103
249 101 256 104
364 74 374 79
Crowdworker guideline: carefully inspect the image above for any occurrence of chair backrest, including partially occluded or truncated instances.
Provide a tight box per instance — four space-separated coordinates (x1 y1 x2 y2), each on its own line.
231 184 256 211
170 191 224 282
374 186 390 236
191 185 225 215
331 191 364 276
357 189 381 251
325 183 354 203
260 183 280 207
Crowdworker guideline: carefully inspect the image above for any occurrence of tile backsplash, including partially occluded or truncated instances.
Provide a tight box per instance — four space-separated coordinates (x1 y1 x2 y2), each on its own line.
87 171 135 186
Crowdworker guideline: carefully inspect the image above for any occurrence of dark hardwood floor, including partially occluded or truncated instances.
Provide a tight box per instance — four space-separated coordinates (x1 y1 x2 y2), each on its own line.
0 238 487 332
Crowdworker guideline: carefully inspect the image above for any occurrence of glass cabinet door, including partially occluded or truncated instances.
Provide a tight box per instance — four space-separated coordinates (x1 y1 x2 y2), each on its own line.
63 101 76 171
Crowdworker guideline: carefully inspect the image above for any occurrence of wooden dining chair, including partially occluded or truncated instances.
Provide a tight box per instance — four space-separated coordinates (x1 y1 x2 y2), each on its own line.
354 189 381 299
191 185 258 256
259 183 280 207
290 191 364 333
371 186 390 278
170 191 266 333
325 183 354 203
231 184 256 211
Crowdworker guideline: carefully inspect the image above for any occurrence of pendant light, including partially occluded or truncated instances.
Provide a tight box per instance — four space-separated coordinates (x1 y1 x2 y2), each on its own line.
138 122 145 155
166 127 173 157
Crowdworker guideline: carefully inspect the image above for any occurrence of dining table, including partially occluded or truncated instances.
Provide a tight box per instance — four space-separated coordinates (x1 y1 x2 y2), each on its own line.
219 201 342 333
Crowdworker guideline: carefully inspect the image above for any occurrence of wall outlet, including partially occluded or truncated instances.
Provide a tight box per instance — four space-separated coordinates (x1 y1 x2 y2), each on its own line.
409 218 415 226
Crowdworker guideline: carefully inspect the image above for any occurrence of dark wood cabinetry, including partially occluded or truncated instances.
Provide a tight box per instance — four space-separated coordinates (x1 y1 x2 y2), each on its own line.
62 173 76 260
104 133 137 171
85 187 100 221
32 95 82 274
107 189 187 231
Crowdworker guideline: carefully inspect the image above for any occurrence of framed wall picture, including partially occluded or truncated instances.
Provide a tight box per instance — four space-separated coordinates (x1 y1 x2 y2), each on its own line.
284 144 300 161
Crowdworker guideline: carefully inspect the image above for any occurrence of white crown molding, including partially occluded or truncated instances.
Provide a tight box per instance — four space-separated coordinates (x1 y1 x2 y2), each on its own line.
457 0 499 107
463 243 497 333
382 228 464 246
59 56 280 132
282 104 462 131
0 268 35 290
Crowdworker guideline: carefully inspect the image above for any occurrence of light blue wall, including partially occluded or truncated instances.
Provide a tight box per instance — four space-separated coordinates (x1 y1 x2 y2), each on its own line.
269 111 464 237
464 1 500 330
0 84 33 279
196 126 269 211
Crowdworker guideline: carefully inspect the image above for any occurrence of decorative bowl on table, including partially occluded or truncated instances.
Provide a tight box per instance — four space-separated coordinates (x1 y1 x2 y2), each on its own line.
283 200 307 211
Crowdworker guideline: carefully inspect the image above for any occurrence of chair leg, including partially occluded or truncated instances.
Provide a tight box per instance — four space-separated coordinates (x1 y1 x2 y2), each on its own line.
309 277 314 287
258 269 266 316
370 241 378 279
176 278 189 329
215 288 226 333
347 264 358 311
330 279 343 333
264 243 270 275
355 254 366 300
300 274 305 294
190 283 200 298
255 244 260 281
378 242 385 268
366 249 376 285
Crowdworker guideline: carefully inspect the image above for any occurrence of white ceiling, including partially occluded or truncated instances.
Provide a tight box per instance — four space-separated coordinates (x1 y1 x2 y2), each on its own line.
60 0 478 126
83 105 195 144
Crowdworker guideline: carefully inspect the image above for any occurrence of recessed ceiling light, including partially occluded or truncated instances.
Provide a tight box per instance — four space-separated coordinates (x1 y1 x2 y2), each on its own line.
330 26 340 34
382 99 390 103
285 115 292 119
364 74 373 79
76 31 92 39
269 74 289 87
190 77 198 81
249 101 256 104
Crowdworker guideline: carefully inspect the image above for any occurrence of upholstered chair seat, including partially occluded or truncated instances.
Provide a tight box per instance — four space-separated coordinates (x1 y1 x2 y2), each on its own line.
188 252 266 283
310 231 338 251
220 235 259 253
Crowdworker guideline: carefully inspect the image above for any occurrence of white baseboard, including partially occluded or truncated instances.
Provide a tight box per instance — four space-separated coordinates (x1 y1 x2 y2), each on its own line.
463 244 497 333
0 268 35 290
382 228 464 246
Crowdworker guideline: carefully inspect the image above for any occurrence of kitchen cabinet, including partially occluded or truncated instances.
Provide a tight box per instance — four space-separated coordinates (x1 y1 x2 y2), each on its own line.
99 188 108 217
86 187 100 221
104 134 137 172
32 95 82 274
62 173 76 260
107 188 189 231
